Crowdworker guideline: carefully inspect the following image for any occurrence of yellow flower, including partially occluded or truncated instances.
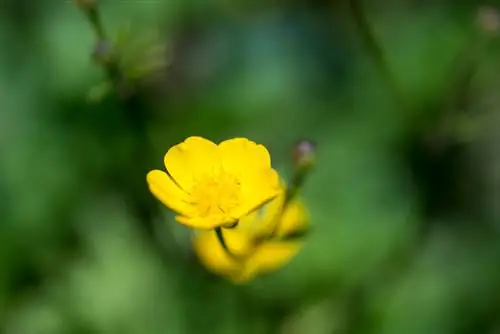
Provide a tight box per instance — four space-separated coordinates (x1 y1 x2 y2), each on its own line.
192 191 309 283
147 136 282 229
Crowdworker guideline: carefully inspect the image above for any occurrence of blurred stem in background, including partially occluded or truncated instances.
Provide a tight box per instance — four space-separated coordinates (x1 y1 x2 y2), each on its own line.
348 0 494 224
348 0 407 110
75 0 173 265
342 2 500 332
404 7 495 228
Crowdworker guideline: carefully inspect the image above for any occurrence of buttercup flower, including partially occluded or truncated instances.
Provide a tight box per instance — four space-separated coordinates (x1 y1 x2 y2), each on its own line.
193 190 309 283
147 136 282 229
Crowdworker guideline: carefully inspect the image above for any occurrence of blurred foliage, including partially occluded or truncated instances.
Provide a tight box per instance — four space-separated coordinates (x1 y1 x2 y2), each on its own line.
1 0 500 333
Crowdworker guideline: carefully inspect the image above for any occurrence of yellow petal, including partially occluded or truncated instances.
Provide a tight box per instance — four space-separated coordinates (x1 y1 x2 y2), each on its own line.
234 210 259 231
234 194 281 236
231 205 269 236
218 138 271 174
244 241 301 277
175 214 235 229
252 189 287 236
230 168 282 220
193 230 242 278
146 170 193 216
221 228 255 256
276 200 309 236
164 136 219 190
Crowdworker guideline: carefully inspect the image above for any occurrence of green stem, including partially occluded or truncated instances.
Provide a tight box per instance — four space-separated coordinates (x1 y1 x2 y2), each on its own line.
85 7 106 39
267 164 312 239
79 3 174 265
283 164 309 208
348 0 406 110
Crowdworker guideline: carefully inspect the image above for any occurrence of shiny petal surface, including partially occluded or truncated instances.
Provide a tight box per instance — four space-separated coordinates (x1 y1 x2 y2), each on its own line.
276 199 309 236
193 232 239 277
229 168 282 220
175 214 236 229
218 138 271 174
163 136 219 191
146 170 193 216
244 242 301 277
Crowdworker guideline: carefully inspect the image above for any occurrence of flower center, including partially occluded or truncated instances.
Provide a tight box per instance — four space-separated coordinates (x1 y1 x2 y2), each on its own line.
190 170 241 219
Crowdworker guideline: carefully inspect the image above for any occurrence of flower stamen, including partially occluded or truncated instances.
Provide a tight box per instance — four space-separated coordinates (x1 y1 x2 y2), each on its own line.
190 170 241 221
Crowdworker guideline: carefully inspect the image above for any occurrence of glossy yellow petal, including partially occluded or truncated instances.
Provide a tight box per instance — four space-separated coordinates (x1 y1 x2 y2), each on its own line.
244 241 301 277
193 230 241 277
229 168 282 220
276 200 309 236
219 137 279 215
252 189 287 236
234 210 259 231
220 229 255 255
175 214 237 229
218 138 271 174
146 170 193 216
234 193 282 237
163 136 219 190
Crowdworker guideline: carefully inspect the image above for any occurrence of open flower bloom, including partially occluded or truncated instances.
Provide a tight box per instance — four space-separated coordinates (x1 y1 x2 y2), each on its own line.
147 136 282 229
192 190 309 283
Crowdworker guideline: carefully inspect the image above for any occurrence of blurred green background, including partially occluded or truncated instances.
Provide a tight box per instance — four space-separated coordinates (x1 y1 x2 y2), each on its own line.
2 0 500 333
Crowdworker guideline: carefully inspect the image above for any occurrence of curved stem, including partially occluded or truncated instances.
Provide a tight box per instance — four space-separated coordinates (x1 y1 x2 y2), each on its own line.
78 2 175 266
348 0 407 110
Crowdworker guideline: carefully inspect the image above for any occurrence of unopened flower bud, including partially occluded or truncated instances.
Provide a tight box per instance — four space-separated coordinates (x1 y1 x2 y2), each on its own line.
477 6 500 33
292 140 316 170
92 39 114 66
283 140 316 207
